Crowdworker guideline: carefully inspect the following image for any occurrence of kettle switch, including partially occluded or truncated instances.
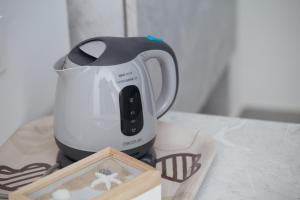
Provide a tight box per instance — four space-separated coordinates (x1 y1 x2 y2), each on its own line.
130 119 136 124
119 85 144 136
129 97 135 103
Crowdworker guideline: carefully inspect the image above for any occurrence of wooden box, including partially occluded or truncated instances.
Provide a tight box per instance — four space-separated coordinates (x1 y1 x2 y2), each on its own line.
9 148 161 200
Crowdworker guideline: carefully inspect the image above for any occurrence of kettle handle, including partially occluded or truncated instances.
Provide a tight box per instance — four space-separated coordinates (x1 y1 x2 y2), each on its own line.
139 38 179 118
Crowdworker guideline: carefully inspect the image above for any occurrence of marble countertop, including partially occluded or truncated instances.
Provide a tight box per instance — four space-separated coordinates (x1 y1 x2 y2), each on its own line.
161 112 300 200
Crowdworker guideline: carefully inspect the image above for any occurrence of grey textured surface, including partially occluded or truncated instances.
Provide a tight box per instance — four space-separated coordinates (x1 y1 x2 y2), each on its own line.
161 112 300 200
132 0 236 112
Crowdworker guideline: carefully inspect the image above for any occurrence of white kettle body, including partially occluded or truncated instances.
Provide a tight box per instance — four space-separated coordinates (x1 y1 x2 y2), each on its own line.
54 36 178 161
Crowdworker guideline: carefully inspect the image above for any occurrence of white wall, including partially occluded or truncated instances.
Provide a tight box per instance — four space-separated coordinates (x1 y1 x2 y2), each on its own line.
0 0 70 145
229 0 300 116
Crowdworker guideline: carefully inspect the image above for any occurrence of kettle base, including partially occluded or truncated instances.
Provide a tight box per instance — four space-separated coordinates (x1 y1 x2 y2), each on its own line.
56 148 156 168
55 138 156 168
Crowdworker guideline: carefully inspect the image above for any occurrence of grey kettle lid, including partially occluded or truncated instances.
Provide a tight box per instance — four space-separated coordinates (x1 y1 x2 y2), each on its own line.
67 36 176 67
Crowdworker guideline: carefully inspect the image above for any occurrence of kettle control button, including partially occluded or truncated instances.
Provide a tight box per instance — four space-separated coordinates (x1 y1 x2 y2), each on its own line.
129 97 135 103
129 110 136 116
131 128 137 133
130 119 136 124
119 85 144 136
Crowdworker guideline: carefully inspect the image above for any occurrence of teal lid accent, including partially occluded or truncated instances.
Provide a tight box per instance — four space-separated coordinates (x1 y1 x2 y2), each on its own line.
146 35 163 42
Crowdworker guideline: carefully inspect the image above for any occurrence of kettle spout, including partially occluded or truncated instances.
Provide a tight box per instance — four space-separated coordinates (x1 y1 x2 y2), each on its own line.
54 56 66 74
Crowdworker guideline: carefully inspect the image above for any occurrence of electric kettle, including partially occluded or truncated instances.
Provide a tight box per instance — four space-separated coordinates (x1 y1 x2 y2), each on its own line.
53 36 178 161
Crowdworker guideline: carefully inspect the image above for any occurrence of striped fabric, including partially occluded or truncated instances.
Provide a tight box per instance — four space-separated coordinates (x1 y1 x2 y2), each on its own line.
0 163 50 191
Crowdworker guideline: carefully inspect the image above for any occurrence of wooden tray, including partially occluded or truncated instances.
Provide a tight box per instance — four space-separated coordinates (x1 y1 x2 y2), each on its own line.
0 117 216 200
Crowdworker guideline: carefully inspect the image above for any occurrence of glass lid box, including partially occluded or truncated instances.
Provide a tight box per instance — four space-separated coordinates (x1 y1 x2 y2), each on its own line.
10 148 161 200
